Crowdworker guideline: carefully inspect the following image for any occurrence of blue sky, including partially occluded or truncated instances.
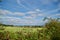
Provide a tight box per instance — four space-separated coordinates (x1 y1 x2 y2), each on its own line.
0 0 60 25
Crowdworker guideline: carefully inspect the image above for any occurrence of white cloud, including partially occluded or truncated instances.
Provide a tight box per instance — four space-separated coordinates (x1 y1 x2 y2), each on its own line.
13 12 25 16
40 0 60 7
0 16 44 25
26 10 44 18
55 14 60 16
47 13 60 18
0 9 25 16
26 8 60 18
27 11 36 14
53 0 58 2
38 14 44 16
44 8 59 13
1 8 58 25
17 0 30 10
0 9 44 20
35 9 41 12
58 3 60 8
40 0 51 5
0 9 12 15
23 16 33 19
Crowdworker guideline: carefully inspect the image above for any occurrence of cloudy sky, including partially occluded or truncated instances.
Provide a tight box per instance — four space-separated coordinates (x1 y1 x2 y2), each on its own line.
0 0 60 25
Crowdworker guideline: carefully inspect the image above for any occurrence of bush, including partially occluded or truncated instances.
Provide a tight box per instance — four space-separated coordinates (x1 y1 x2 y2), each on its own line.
44 18 60 40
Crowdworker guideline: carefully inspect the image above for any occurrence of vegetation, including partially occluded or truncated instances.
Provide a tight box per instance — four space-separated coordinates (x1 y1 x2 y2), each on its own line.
0 18 60 40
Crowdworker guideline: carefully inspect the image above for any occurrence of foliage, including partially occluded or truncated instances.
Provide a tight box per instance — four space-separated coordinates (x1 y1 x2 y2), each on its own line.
44 17 60 40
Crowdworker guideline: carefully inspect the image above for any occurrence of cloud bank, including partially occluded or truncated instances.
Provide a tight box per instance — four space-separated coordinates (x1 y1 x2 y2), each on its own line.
0 8 60 25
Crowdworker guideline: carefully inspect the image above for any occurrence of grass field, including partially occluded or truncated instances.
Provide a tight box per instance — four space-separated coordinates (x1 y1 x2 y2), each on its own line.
4 27 43 32
0 27 45 40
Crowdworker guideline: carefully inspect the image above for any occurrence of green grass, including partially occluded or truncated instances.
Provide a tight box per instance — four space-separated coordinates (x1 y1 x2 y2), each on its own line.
4 27 43 32
0 27 45 40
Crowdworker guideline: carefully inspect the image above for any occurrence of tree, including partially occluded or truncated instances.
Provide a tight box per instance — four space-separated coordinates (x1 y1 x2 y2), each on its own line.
43 17 60 40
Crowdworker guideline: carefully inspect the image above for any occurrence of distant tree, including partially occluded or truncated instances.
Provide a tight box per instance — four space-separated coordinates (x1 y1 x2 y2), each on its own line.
0 18 5 30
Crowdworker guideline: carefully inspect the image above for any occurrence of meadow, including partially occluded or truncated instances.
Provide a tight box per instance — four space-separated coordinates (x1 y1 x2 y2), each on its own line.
0 26 46 40
4 27 43 32
0 18 60 40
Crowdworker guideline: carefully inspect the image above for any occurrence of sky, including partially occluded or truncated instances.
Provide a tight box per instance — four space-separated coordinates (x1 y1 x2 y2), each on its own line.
0 0 60 26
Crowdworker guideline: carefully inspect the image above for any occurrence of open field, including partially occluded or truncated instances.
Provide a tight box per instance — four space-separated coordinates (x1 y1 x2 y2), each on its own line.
0 25 60 40
4 27 43 32
0 26 46 40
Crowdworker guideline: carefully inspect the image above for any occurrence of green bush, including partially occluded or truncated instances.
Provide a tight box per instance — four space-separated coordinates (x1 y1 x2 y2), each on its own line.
44 18 60 40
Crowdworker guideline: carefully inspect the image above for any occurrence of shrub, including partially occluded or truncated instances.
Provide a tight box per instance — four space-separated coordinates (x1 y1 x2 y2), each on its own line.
44 18 60 40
